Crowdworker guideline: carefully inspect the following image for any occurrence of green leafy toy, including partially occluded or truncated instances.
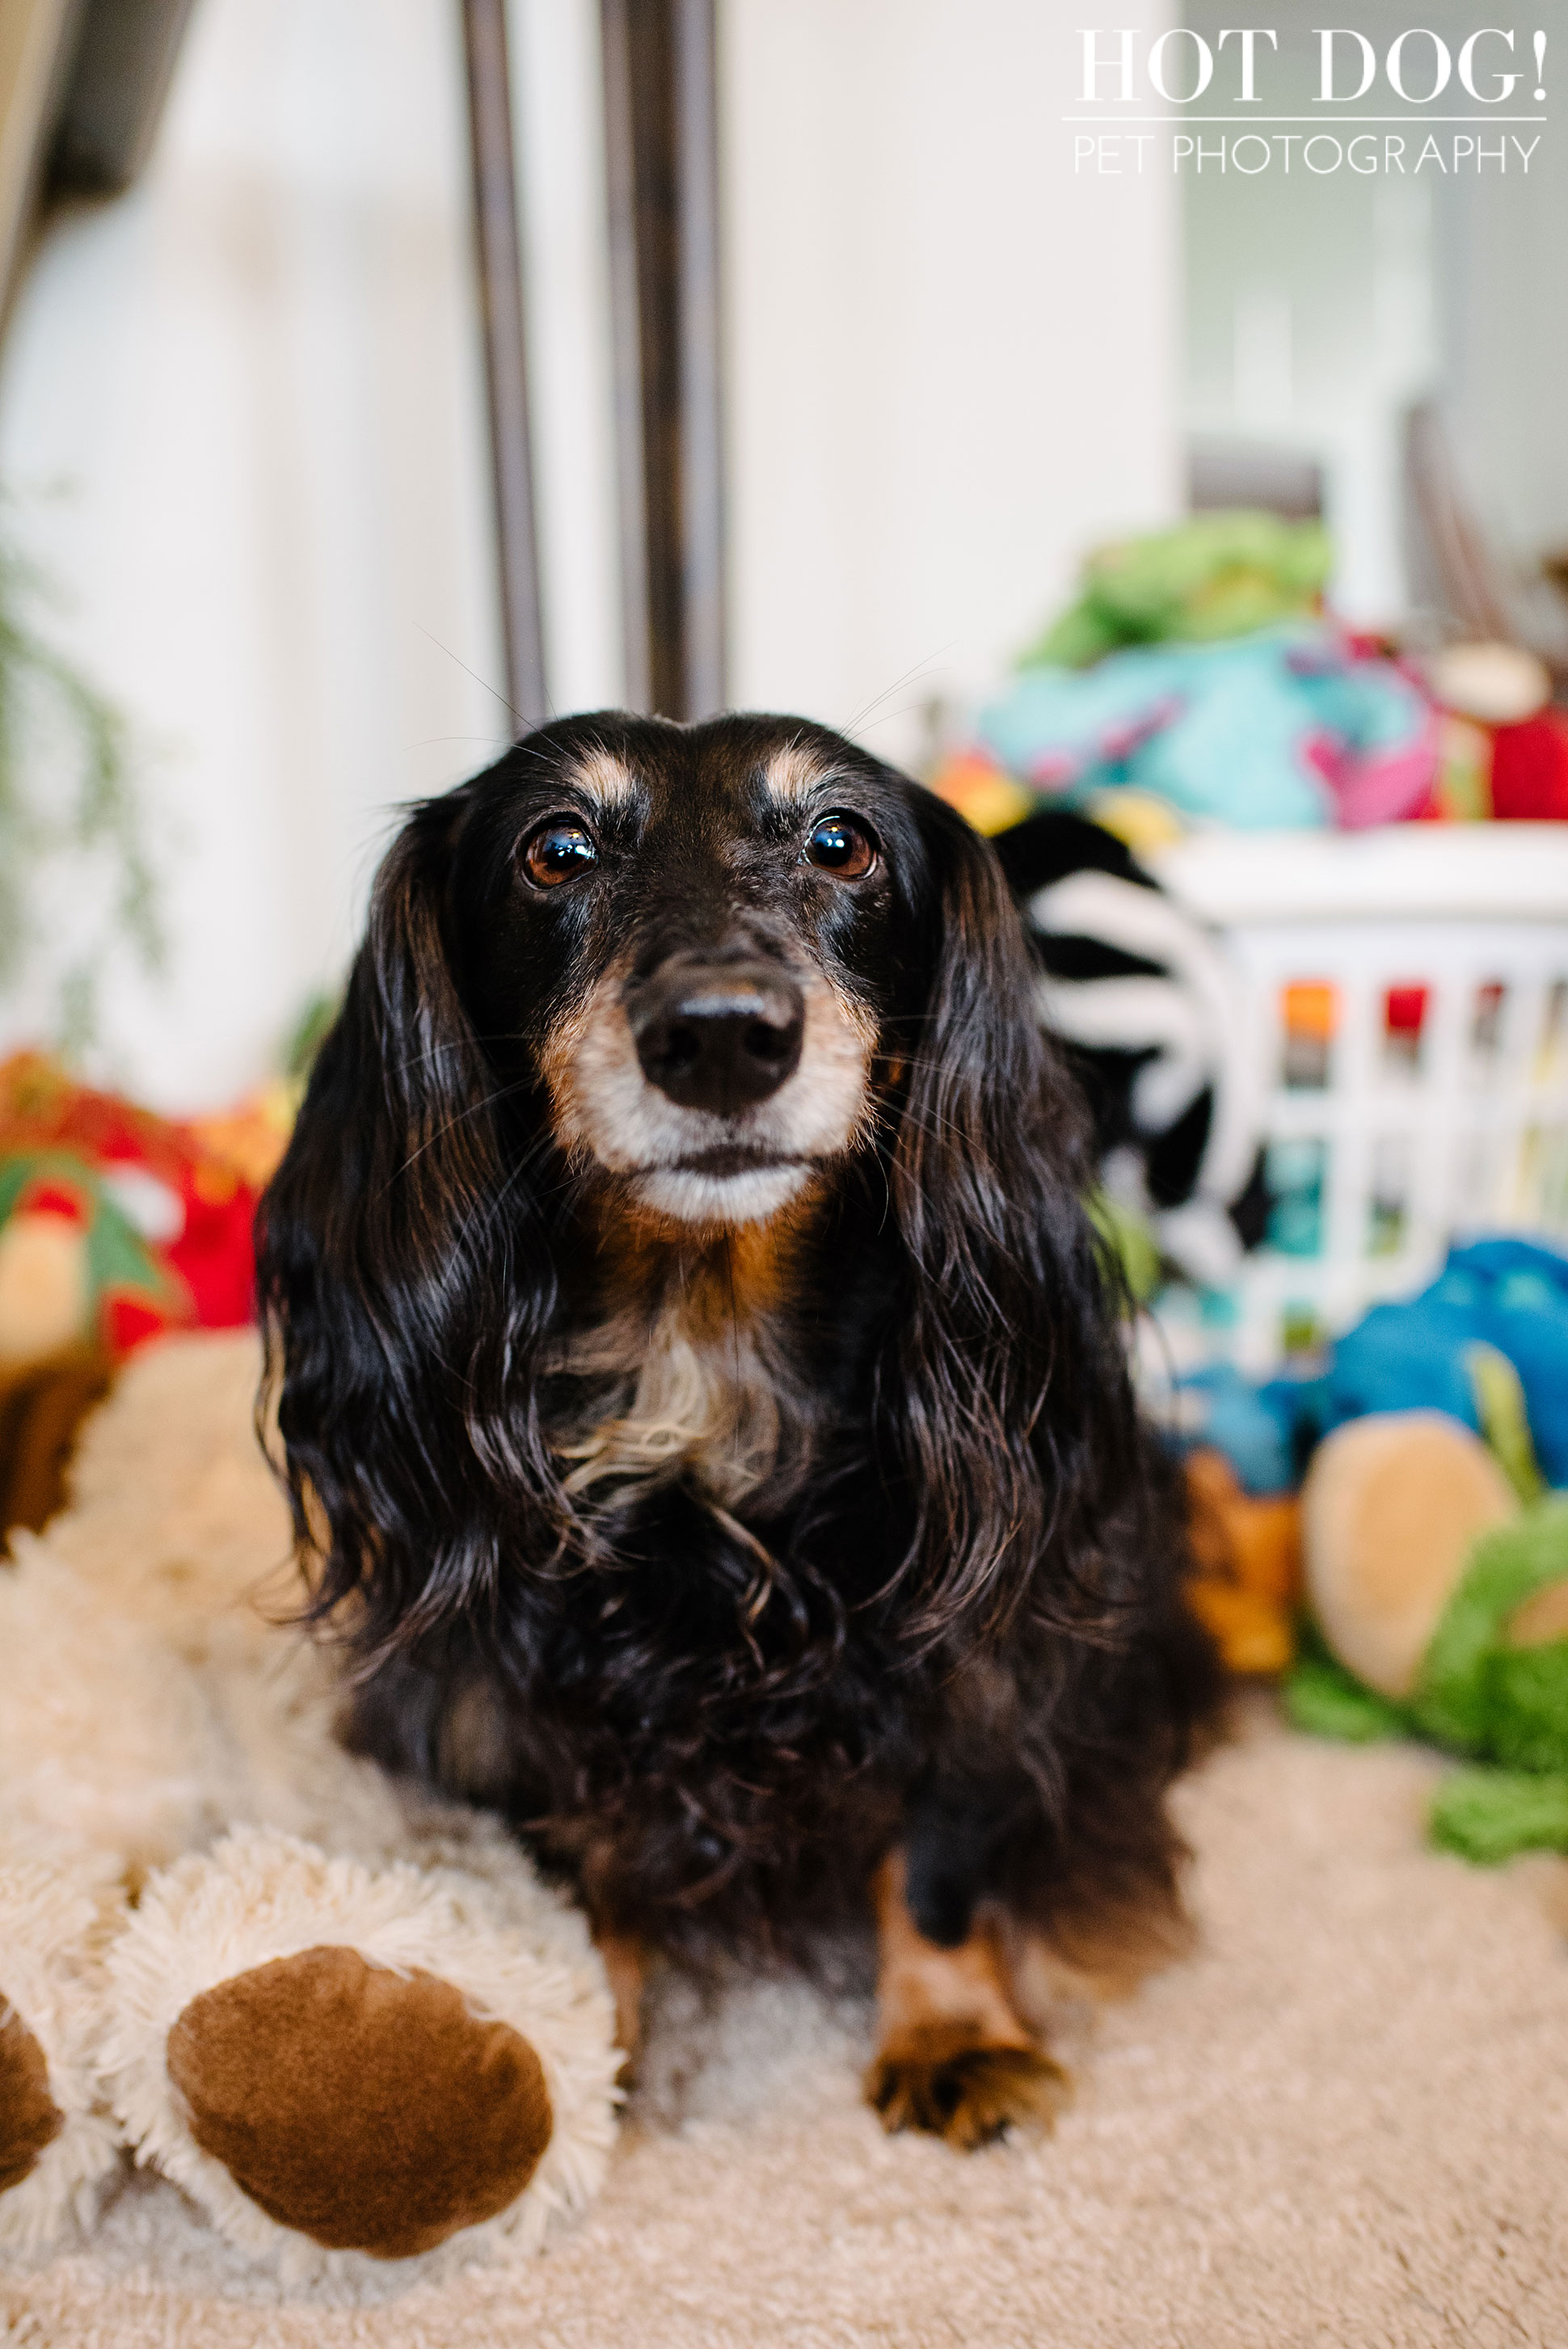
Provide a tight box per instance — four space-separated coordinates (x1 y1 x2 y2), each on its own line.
1285 1386 1568 1863
1021 512 1334 670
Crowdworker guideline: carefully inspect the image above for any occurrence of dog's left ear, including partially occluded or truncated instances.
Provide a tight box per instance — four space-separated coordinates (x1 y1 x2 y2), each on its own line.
880 793 1137 1643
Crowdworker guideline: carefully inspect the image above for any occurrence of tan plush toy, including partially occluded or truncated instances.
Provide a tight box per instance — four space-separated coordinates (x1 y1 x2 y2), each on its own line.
0 1332 620 2283
1288 1404 1568 1864
1300 1409 1519 1702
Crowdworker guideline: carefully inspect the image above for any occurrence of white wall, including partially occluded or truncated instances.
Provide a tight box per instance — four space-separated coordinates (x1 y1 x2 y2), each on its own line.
1181 0 1568 626
721 0 1182 771
1436 28 1568 573
0 0 504 1110
1180 19 1439 626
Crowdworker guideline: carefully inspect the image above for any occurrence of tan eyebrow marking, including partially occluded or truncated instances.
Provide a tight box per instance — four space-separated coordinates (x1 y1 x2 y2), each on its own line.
761 743 832 804
570 748 640 805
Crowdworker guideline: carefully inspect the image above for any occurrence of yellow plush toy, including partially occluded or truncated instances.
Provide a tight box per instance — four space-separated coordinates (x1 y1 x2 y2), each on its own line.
0 1334 620 2283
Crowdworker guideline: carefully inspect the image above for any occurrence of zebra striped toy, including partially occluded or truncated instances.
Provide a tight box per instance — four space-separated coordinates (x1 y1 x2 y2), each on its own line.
994 810 1269 1291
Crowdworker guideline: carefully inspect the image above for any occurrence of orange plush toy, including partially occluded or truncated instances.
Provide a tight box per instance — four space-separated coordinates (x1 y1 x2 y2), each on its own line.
1183 1446 1304 1677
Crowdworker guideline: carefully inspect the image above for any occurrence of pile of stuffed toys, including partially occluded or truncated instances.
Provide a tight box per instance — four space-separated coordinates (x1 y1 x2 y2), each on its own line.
933 512 1568 842
1182 1237 1568 1864
927 512 1568 1864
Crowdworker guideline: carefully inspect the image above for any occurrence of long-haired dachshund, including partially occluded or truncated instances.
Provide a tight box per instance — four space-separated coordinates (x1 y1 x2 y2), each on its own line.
258 712 1219 2148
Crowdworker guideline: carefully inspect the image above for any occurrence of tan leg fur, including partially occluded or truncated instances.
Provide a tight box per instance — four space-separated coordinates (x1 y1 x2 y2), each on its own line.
593 1929 647 2073
865 1852 1070 2150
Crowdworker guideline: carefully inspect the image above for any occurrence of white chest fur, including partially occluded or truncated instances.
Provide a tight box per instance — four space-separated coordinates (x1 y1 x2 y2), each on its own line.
554 1297 816 1512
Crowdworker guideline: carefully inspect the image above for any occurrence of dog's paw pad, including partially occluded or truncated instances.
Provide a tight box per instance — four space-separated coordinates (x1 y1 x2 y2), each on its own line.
866 2035 1070 2150
166 1945 553 2256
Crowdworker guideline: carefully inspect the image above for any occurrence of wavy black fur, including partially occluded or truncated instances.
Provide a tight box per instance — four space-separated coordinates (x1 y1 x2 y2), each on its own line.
258 713 1219 1963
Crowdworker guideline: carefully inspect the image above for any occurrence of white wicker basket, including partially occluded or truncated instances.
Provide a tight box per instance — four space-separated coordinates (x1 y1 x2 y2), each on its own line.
1148 823 1568 1373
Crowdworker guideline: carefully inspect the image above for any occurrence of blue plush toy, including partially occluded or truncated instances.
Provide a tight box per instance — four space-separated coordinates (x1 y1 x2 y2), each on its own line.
1179 1239 1568 1498
978 624 1437 833
1315 1239 1568 1491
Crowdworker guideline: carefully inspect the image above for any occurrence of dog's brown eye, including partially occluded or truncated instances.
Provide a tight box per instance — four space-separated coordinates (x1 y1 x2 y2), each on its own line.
524 819 599 888
804 812 876 879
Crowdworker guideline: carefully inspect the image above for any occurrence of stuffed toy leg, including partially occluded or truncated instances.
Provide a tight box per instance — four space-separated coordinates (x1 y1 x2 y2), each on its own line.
0 1533 215 2258
101 1823 618 2277
0 1827 124 2256
0 1354 621 2281
2 1811 617 2279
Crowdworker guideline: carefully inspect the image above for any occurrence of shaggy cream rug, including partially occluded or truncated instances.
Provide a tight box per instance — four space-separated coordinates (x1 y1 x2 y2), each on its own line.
4 1336 1568 2347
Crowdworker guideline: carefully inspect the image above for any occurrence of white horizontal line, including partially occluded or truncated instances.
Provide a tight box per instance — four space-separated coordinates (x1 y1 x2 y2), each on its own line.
1062 116 1548 124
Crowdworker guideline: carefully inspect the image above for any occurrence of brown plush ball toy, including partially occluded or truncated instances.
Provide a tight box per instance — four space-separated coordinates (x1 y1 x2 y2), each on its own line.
0 1334 620 2285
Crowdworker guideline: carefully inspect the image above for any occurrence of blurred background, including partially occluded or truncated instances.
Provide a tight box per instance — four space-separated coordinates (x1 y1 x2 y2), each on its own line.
0 0 1178 1103
0 0 1560 1109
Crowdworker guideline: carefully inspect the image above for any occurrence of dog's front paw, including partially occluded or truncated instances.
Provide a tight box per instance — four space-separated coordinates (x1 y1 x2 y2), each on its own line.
866 2023 1070 2150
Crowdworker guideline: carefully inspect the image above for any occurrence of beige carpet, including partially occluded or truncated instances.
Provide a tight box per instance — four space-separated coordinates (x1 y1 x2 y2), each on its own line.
6 1369 1568 2347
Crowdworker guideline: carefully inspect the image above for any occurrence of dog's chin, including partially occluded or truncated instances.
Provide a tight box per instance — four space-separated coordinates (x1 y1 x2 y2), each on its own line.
630 1156 815 1228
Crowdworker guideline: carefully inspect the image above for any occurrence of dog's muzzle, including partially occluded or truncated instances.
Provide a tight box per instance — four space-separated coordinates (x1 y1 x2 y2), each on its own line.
626 957 805 1115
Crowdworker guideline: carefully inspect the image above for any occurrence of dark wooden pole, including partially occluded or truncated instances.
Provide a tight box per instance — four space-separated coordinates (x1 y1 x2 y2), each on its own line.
49 0 200 193
672 0 725 721
462 0 547 732
601 0 725 719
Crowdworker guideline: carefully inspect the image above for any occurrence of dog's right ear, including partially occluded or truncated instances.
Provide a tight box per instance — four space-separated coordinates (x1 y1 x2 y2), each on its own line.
257 790 567 1653
270 791 494 1268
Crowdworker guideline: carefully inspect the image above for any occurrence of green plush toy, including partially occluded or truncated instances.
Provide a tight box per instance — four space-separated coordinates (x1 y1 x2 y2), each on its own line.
1022 511 1334 669
1285 1398 1568 1863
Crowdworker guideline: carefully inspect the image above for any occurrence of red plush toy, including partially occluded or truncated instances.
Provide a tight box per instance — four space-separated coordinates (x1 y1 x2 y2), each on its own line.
1489 707 1568 822
0 1054 295 1533
0 1053 292 1342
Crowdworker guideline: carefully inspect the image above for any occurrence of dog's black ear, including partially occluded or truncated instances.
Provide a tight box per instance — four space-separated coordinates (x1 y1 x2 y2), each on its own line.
881 794 1140 1644
257 791 566 1653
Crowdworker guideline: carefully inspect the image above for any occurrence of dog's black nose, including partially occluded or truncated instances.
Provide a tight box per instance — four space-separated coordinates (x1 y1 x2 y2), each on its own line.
628 959 805 1113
